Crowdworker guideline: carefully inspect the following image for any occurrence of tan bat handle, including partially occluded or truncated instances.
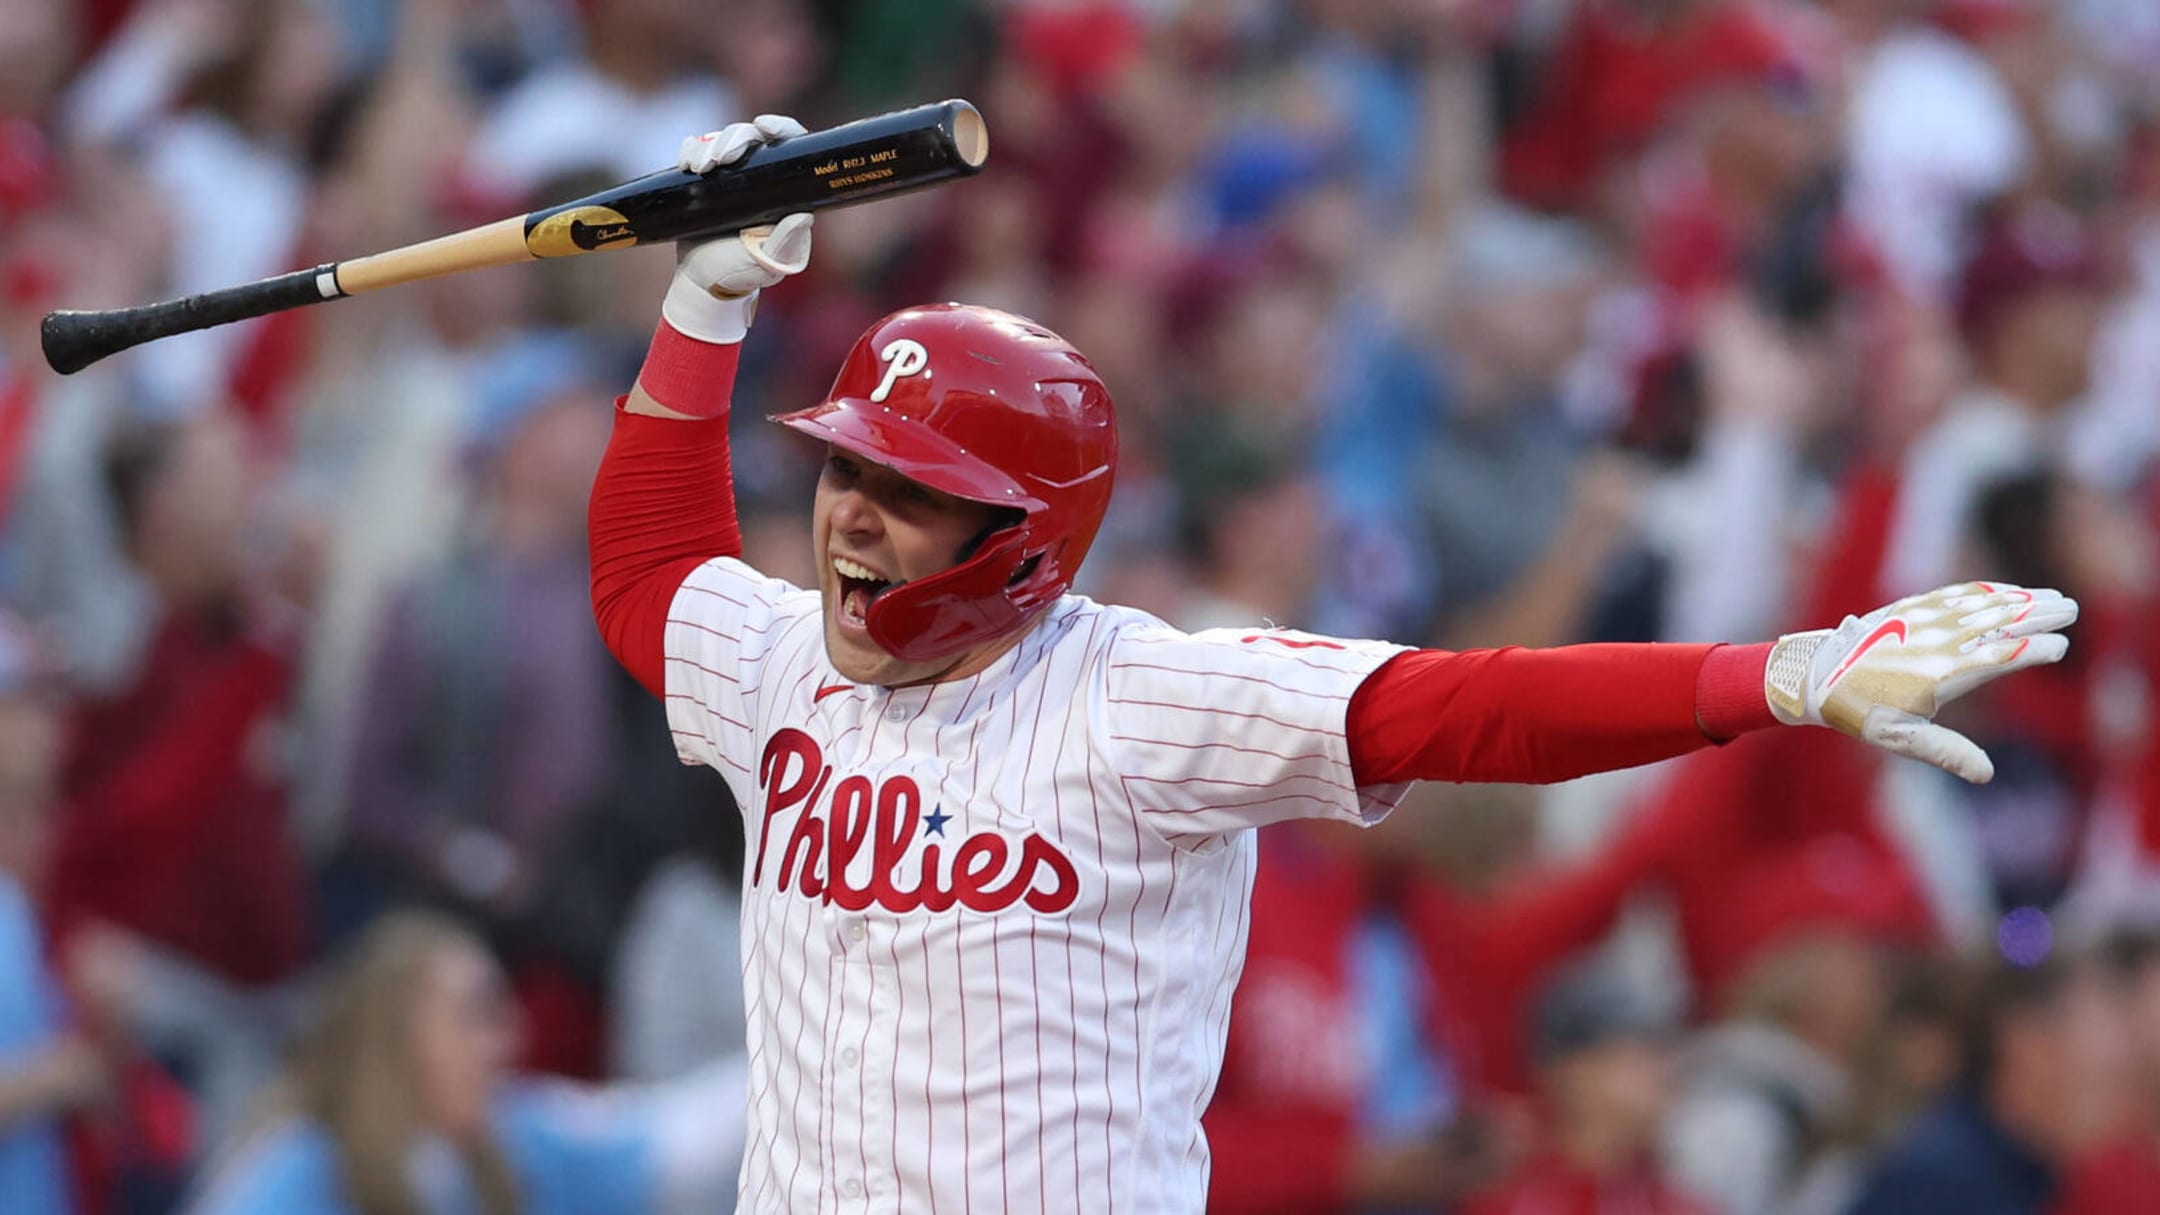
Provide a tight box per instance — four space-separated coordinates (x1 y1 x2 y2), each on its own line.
332 216 536 295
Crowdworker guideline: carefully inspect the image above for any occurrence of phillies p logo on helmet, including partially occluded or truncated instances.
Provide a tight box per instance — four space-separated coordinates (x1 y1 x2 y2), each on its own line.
870 338 930 403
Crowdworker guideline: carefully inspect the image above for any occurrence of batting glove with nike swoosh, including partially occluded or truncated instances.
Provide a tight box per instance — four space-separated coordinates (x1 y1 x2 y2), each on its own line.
665 114 814 344
1765 581 2079 784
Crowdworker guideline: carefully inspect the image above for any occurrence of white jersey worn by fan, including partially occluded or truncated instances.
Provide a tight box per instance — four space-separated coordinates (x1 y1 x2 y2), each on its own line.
662 557 1411 1213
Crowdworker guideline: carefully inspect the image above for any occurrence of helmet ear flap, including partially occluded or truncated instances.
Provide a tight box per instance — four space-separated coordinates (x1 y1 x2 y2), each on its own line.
957 508 1028 565
863 524 1037 661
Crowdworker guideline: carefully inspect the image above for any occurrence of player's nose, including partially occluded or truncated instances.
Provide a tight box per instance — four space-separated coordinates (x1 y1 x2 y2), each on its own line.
827 483 884 540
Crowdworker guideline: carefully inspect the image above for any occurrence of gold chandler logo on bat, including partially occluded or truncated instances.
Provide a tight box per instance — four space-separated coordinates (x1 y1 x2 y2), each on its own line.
525 206 639 257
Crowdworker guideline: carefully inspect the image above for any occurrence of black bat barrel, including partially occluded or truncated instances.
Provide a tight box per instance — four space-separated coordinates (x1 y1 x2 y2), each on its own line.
521 99 989 255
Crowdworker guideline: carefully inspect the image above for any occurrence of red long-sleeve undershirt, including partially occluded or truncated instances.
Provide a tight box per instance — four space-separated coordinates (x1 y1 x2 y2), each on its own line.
1350 641 1774 784
587 326 744 702
587 321 1778 789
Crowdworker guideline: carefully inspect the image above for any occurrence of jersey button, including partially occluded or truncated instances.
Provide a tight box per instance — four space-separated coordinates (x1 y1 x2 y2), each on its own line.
840 1047 860 1068
886 704 908 722
848 921 867 942
844 1179 864 1199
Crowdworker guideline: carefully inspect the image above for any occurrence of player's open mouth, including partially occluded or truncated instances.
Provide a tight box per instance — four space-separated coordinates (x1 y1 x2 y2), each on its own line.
834 555 898 624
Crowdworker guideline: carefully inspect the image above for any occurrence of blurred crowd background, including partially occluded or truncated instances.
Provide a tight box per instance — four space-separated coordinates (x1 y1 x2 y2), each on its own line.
0 0 2157 1212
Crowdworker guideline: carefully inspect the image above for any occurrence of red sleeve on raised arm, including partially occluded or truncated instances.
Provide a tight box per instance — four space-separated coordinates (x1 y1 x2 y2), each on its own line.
587 323 746 700
1346 641 1777 786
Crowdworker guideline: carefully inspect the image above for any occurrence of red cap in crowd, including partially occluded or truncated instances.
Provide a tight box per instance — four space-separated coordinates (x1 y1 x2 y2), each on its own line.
1006 3 1144 100
1688 832 1938 1005
1954 205 2107 349
1644 730 1941 1006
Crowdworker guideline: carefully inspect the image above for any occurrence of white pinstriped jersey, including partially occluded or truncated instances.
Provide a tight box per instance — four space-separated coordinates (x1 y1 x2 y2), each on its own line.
663 557 1410 1214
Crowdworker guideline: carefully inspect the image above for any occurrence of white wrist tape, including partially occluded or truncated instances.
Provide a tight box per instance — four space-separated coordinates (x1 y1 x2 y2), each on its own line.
662 277 759 345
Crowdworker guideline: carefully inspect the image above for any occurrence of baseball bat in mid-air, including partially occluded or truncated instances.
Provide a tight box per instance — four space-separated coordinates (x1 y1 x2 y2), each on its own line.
40 99 988 375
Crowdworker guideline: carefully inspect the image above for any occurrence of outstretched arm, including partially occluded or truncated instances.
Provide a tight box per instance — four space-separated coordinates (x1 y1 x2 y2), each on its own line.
1349 582 2077 787
588 116 814 698
1348 642 1771 786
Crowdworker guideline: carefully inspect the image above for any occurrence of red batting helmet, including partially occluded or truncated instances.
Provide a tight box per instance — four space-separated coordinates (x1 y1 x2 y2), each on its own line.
772 303 1118 662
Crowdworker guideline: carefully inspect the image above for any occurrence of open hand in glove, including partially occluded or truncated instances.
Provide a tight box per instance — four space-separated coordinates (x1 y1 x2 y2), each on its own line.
664 114 814 344
1766 582 2078 784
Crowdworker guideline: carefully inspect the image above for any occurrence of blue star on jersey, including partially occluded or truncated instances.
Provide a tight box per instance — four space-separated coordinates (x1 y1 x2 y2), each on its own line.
922 805 952 837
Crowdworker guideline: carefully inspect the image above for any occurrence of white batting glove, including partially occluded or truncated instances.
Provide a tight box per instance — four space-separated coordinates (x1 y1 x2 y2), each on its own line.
664 114 814 344
1765 582 2079 784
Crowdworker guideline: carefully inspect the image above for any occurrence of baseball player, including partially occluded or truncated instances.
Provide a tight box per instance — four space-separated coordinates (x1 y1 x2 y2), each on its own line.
585 116 2077 1214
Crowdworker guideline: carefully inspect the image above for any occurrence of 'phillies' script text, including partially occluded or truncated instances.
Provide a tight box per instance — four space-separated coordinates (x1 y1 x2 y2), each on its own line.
752 728 1080 914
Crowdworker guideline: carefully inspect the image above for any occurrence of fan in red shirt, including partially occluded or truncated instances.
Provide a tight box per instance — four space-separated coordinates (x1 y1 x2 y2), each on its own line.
46 407 309 988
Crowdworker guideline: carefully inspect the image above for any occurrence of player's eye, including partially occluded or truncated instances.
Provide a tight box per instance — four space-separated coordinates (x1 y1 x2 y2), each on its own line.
825 454 859 483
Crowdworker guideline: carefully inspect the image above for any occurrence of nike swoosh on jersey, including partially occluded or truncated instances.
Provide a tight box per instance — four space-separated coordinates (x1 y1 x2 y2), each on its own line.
815 683 852 702
1828 618 1909 686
